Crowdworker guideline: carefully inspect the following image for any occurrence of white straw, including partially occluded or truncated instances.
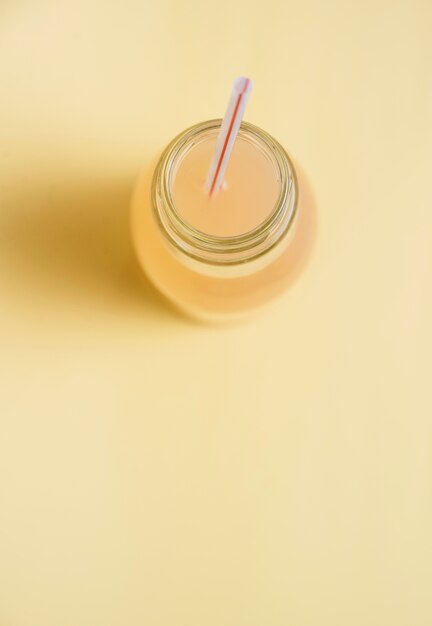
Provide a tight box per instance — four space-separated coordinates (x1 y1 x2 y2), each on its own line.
205 76 253 196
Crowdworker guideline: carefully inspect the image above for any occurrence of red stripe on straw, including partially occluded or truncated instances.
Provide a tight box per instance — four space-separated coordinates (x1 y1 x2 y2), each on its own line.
209 78 250 196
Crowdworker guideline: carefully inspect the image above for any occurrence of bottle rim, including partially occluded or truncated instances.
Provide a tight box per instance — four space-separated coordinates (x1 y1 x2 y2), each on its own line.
152 119 298 268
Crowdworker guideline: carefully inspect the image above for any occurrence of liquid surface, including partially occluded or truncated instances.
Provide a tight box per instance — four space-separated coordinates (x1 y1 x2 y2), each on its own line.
171 136 280 237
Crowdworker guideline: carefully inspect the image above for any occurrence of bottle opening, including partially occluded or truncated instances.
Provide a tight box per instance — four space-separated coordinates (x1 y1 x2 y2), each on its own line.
171 129 281 237
153 120 298 268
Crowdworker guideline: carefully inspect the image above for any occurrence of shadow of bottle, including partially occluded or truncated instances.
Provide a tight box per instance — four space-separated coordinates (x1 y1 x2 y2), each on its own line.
1 171 178 324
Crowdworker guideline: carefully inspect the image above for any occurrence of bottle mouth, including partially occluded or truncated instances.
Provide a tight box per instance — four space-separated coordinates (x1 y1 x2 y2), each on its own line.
152 119 298 267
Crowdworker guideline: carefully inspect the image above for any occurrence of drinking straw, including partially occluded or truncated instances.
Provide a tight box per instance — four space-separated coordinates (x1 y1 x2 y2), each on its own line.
205 77 253 196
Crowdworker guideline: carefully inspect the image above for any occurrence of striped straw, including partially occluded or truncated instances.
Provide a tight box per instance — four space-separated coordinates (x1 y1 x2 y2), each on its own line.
205 77 253 196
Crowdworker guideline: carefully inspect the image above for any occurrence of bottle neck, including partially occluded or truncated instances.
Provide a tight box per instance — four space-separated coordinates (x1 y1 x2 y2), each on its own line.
152 120 298 277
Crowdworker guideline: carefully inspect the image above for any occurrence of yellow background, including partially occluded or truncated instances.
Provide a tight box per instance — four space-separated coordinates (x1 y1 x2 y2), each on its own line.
1 1 431 625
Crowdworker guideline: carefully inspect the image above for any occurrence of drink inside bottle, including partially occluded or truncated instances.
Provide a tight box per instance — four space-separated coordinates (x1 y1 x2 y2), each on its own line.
173 133 280 237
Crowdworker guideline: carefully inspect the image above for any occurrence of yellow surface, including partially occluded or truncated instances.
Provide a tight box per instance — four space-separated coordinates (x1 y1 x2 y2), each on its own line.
1 1 431 625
